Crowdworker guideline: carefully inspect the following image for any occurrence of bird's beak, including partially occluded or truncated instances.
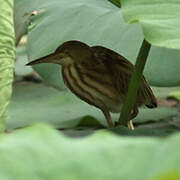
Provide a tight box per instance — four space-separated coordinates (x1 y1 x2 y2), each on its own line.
26 52 66 66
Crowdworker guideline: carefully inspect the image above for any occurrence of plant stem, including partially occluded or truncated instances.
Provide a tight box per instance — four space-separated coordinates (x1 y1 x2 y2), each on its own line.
118 39 151 126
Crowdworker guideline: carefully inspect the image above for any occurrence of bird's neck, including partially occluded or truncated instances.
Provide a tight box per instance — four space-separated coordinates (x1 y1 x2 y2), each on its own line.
58 56 74 66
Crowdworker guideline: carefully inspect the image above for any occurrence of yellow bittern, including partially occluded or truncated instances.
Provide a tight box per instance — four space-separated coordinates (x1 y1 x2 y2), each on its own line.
27 40 157 129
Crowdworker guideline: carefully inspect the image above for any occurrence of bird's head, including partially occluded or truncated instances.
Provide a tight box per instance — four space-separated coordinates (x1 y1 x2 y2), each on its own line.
26 40 93 66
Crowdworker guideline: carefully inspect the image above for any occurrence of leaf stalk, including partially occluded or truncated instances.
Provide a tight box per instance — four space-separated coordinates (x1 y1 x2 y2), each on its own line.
118 39 151 126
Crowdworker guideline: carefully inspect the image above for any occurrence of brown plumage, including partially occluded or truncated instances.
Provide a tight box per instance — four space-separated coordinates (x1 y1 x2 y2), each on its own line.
26 40 157 129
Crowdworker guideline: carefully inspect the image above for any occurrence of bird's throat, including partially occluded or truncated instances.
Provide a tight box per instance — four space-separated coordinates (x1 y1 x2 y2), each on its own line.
59 57 74 66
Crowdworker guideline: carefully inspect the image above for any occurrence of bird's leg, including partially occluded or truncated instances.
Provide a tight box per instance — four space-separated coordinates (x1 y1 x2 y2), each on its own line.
128 106 138 130
127 120 134 130
102 110 114 127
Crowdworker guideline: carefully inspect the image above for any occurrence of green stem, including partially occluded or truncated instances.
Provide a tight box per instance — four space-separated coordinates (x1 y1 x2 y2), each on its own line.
118 39 151 126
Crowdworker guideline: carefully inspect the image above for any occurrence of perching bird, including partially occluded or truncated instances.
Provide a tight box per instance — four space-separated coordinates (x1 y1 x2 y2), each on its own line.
26 40 157 129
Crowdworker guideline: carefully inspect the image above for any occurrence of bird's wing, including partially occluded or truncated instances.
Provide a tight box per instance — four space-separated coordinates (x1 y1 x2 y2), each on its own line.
91 46 135 95
91 45 134 73
91 46 157 107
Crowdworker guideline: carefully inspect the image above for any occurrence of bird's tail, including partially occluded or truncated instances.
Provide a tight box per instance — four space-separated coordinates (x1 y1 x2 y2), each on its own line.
144 84 157 109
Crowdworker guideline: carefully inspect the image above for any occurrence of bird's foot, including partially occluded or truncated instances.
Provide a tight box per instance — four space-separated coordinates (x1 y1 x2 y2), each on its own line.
127 120 134 130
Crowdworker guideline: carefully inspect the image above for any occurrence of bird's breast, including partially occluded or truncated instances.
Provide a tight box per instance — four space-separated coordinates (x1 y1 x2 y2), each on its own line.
61 63 122 113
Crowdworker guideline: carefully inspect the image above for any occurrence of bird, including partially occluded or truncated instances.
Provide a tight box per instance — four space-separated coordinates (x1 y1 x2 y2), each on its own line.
26 40 157 129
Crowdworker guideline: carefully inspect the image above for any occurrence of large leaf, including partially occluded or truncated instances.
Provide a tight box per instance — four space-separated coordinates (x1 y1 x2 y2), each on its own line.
13 0 180 88
15 46 33 76
0 123 180 179
0 0 15 132
14 0 47 45
25 0 142 89
145 47 180 87
121 0 180 49
14 0 179 87
7 83 179 131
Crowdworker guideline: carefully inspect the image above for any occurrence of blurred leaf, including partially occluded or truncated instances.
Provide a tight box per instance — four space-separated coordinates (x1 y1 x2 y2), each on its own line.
0 0 15 132
152 172 180 180
168 91 180 101
0 123 180 179
32 64 65 90
7 83 179 131
121 0 180 49
7 83 107 130
134 107 178 123
144 47 180 87
14 0 47 45
15 46 33 76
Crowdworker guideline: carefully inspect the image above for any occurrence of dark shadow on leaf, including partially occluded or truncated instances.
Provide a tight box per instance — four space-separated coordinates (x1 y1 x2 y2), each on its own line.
109 125 180 137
